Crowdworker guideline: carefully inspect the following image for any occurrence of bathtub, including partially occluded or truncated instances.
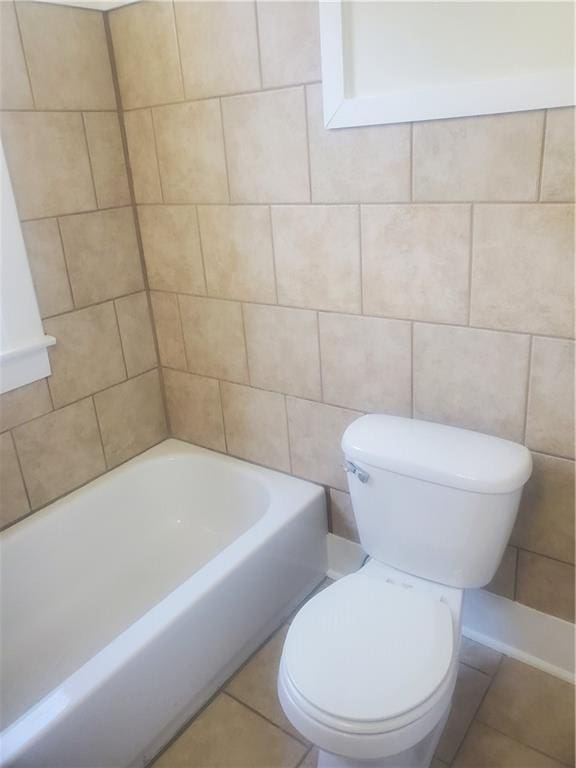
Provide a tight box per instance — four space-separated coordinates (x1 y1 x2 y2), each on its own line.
0 439 327 767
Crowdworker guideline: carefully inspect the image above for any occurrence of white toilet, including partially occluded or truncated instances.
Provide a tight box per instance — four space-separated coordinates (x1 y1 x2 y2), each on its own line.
278 415 532 768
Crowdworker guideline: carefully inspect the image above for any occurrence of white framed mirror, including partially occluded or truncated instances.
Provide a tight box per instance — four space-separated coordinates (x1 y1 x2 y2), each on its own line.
320 1 575 129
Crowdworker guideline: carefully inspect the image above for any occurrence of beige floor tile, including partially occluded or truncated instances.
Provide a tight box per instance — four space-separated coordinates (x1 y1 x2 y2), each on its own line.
431 759 449 768
436 663 492 764
454 722 566 768
154 693 306 768
459 638 502 677
477 657 575 765
226 625 303 740
298 748 318 768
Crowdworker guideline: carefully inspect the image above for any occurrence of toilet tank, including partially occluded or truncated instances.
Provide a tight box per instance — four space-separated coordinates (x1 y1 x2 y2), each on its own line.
341 415 532 589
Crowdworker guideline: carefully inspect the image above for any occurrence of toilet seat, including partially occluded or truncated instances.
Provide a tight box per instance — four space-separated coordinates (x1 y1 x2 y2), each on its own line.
280 569 456 736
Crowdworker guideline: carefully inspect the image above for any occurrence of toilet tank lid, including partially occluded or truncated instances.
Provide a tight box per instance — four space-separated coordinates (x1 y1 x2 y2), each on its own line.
341 415 532 494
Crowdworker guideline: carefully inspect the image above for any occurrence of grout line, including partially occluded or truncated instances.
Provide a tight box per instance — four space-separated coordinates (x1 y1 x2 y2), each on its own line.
90 394 109 470
112 299 129 380
12 1 37 110
8 429 33 512
537 110 548 202
450 670 495 765
240 302 253 385
316 311 324 402
268 205 280 304
218 97 233 203
471 717 570 767
467 204 474 325
175 294 191 372
40 288 146 321
55 217 76 309
149 108 166 204
296 747 314 768
217 379 229 453
302 85 313 202
223 692 310 749
193 205 210 295
253 0 264 90
80 112 100 208
19 201 571 218
522 335 534 444
170 0 187 102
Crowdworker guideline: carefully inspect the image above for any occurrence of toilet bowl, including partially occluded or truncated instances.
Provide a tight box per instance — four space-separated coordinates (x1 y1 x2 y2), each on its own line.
278 560 463 768
278 415 533 768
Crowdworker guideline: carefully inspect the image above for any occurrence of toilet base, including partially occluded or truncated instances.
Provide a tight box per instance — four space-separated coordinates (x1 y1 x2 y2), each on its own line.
317 707 449 768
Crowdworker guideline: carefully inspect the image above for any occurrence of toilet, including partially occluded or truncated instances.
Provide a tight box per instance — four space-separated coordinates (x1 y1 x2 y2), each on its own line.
278 415 532 768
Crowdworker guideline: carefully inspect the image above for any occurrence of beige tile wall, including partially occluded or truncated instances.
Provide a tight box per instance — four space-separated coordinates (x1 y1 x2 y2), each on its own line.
0 1 167 528
2 1 573 625
107 0 574 623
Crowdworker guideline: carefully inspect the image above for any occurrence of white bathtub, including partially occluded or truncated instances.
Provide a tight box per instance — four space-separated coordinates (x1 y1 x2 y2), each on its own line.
0 439 327 767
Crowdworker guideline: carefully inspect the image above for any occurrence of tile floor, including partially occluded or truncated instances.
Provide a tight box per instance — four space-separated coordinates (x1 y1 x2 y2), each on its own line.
151 583 575 768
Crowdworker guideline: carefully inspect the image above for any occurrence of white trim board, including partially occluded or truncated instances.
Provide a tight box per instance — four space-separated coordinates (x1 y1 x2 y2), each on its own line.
326 533 575 684
319 0 575 129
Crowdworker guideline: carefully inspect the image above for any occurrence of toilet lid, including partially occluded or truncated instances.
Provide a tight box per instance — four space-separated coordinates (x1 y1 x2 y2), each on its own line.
283 574 454 725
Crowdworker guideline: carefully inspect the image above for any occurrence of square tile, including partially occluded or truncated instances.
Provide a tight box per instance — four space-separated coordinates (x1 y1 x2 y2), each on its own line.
123 109 163 204
243 304 321 400
512 453 574 564
319 313 411 414
458 638 502 677
454 721 566 768
179 296 248 384
436 663 491 763
516 550 575 622
306 84 410 203
414 111 544 201
154 693 306 767
198 205 276 303
0 379 52 433
413 324 530 442
109 1 183 110
162 368 225 451
478 657 575 764
272 205 361 313
13 398 105 509
328 489 359 543
153 100 228 204
485 545 517 600
2 112 96 219
226 625 300 737
361 204 471 323
0 1 34 109
175 1 260 99
287 397 359 490
221 383 290 472
44 303 126 408
541 108 575 202
526 337 574 459
16 2 115 110
222 88 309 203
0 432 29 528
150 291 187 370
83 112 131 209
257 2 321 88
139 205 206 295
471 204 574 337
59 207 144 307
94 370 167 469
115 292 158 377
22 218 73 318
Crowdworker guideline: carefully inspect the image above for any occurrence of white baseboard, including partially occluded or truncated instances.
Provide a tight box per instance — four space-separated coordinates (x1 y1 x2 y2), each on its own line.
326 533 575 684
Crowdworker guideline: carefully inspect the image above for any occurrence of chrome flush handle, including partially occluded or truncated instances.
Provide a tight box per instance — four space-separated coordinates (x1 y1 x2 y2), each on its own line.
344 460 370 483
